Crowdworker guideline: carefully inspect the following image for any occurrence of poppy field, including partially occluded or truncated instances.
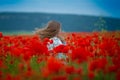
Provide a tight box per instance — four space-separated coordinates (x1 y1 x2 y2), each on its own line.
0 31 120 80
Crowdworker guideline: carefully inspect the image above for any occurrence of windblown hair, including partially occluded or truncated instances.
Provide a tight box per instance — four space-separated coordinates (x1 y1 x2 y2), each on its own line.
35 20 61 40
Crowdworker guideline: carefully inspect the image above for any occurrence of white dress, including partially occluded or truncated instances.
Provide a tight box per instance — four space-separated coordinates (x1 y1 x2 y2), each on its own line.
47 37 66 59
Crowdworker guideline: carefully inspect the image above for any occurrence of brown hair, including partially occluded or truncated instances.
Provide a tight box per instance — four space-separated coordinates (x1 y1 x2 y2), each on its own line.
35 20 61 40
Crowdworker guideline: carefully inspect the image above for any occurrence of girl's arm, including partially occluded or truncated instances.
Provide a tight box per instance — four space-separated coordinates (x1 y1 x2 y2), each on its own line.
57 35 66 44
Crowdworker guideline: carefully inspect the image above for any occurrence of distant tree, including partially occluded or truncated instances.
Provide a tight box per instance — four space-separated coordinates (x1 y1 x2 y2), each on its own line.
94 16 107 31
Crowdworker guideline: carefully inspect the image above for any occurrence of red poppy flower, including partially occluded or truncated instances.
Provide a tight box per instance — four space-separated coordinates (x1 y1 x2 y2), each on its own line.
53 45 66 53
42 68 50 78
116 71 120 80
5 74 13 80
108 65 118 73
10 46 23 57
47 57 64 73
71 47 91 63
65 65 75 74
0 32 3 38
0 71 2 79
88 71 95 80
89 58 107 71
52 75 67 80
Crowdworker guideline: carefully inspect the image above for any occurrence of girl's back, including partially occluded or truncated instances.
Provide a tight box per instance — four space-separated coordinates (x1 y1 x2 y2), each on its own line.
47 37 63 50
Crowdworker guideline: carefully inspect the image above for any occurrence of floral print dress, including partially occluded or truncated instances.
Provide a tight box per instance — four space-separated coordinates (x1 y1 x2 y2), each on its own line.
47 37 66 59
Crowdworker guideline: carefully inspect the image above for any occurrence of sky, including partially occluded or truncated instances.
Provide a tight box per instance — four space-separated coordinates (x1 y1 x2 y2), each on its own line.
0 0 120 18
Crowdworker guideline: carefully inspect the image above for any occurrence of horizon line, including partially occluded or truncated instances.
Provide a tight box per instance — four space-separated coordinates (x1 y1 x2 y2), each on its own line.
0 11 120 19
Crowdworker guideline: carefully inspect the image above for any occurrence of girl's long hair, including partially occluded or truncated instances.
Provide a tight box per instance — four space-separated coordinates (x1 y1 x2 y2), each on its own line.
35 21 61 40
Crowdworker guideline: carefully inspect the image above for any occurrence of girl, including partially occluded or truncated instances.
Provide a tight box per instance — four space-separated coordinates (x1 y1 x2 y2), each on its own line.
35 20 66 59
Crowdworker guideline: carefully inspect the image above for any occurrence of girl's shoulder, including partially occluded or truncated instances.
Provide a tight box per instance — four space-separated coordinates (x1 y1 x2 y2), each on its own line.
50 37 62 44
51 37 60 40
50 37 66 45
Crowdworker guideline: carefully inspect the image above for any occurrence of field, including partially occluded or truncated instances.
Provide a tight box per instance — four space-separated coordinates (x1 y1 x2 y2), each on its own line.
0 31 120 80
